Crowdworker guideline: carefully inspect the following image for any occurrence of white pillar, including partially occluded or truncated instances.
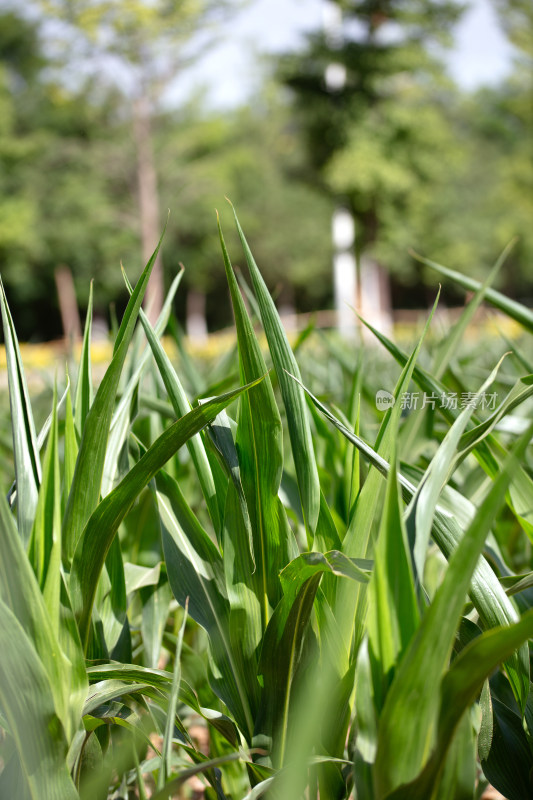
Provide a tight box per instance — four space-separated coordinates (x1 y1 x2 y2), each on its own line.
186 289 208 343
323 0 394 341
323 3 356 337
360 256 393 338
332 208 357 336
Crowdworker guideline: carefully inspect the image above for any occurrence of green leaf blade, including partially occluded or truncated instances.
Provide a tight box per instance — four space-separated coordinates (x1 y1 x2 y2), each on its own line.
63 231 164 562
0 599 78 800
220 215 296 622
230 205 320 534
374 425 533 798
70 377 263 652
0 278 41 544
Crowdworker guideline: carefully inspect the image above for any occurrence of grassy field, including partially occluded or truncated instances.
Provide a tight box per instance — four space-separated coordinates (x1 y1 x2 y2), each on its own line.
1 212 533 800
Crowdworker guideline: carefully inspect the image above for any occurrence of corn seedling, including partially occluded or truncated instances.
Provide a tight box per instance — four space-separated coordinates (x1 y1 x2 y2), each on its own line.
1 212 533 800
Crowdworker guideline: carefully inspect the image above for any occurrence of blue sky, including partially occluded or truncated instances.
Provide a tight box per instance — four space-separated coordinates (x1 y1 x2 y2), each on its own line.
172 0 517 108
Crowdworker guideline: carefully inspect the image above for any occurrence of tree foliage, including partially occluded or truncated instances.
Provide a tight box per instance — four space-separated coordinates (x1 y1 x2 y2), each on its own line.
0 0 531 339
278 0 531 295
155 95 334 310
278 0 464 260
0 7 333 338
0 12 139 335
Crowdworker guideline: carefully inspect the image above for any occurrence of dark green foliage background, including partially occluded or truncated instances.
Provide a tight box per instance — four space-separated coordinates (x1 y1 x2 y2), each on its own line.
0 0 531 335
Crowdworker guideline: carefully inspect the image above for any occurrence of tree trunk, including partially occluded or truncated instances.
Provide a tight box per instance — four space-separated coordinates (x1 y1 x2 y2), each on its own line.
359 255 393 338
278 282 297 332
186 289 208 343
133 93 163 324
54 265 81 345
354 204 393 338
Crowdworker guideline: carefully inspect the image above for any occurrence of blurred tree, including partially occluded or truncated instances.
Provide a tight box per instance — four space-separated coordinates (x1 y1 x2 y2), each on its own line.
0 8 140 337
0 12 42 281
490 0 533 55
0 7 334 339
425 0 533 294
278 0 466 295
2 0 528 342
30 0 243 323
155 90 335 329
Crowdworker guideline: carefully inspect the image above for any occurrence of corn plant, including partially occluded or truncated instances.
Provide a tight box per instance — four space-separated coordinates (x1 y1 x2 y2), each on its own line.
1 209 533 800
0 234 265 799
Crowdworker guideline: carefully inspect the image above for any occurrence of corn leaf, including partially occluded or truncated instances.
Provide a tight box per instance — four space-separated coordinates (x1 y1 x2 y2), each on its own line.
0 278 41 544
367 454 419 713
105 269 186 496
359 316 533 549
407 356 507 582
63 230 165 562
156 468 256 742
70 376 263 652
0 491 79 740
386 612 533 799
400 246 507 458
231 204 320 533
86 661 240 746
374 425 533 798
159 602 188 788
206 406 254 561
63 382 78 514
74 281 94 436
141 578 172 669
99 534 131 660
129 277 221 536
0 599 78 800
335 293 438 652
257 550 369 766
431 244 511 381
480 693 533 800
29 381 62 634
220 215 297 622
294 376 530 709
412 251 533 333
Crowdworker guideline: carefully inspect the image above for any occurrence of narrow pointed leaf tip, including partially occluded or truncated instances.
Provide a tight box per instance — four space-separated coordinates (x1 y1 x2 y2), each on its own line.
231 207 320 533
